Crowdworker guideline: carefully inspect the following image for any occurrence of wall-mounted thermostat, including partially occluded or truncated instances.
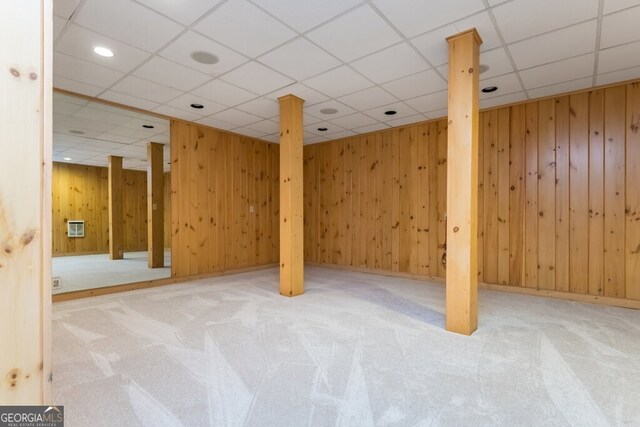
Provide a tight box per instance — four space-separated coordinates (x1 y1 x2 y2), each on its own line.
67 220 85 238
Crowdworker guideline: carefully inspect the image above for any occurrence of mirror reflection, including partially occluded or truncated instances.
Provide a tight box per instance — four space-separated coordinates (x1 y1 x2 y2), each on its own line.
52 93 171 294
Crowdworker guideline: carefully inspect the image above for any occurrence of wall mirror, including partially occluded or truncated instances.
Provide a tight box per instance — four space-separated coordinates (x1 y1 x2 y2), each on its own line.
52 92 171 295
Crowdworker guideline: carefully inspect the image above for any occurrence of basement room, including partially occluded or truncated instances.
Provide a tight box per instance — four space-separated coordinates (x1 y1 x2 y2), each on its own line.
1 0 640 426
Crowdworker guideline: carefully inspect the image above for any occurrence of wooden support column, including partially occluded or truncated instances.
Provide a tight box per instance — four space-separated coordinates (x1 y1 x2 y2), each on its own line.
147 142 164 268
278 95 305 296
0 0 52 404
108 155 124 260
445 29 482 335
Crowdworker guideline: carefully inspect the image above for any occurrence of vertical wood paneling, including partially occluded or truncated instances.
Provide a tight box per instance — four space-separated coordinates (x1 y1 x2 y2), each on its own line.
569 93 590 294
437 121 448 278
626 82 640 301
604 86 626 298
483 110 499 284
537 99 556 290
524 103 539 289
555 97 570 292
497 108 510 285
509 104 526 287
589 90 605 295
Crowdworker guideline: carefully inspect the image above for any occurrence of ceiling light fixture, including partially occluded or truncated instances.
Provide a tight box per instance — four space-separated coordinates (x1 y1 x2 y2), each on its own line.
482 86 498 93
69 130 85 135
190 103 204 109
93 46 114 57
63 157 72 161
384 110 397 116
142 124 155 129
320 108 338 115
317 127 328 132
191 51 220 65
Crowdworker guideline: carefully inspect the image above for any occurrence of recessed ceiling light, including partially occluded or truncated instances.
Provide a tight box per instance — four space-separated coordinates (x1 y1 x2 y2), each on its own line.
93 46 114 57
142 124 155 129
317 127 328 132
384 110 397 116
190 103 204 109
320 108 338 115
482 86 498 93
63 157 72 161
69 130 85 135
190 51 220 65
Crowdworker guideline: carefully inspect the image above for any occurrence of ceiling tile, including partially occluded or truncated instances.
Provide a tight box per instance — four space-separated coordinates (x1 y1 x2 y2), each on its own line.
152 105 203 122
98 91 160 112
365 102 418 122
492 0 599 43
74 0 184 52
453 11 503 52
373 0 485 38
133 57 212 92
53 52 124 88
165 94 228 116
354 122 390 134
210 109 263 127
193 0 296 57
410 26 454 67
53 15 67 41
197 79 257 106
55 24 149 73
303 66 373 98
477 48 514 79
385 113 427 128
303 113 323 125
265 83 330 106
604 0 640 14
519 54 595 89
304 122 344 136
303 135 330 144
526 78 592 99
479 91 527 109
53 99 84 116
136 0 223 26
259 38 341 81
110 76 182 104
600 5 640 49
262 134 280 143
246 120 279 134
598 40 640 74
597 65 640 85
54 0 82 19
73 106 132 126
252 0 364 33
329 113 378 129
381 69 447 100
305 100 357 119
337 86 398 111
404 90 448 114
159 31 249 76
194 116 237 131
306 5 402 62
480 73 523 99
235 98 279 119
120 118 169 133
325 129 357 139
509 20 597 70
425 108 448 120
231 127 267 139
53 76 104 97
221 61 294 95
351 43 430 84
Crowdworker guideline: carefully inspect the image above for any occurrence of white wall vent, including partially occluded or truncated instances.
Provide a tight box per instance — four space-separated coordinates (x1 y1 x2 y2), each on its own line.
67 220 85 238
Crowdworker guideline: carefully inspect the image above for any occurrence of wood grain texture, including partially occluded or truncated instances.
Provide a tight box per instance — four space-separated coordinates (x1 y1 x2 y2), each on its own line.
170 120 279 278
108 156 124 260
147 143 164 268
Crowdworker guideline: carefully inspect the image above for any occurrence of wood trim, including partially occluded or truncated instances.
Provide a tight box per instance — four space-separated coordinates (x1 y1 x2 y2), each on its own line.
147 142 164 268
108 155 124 260
305 262 640 310
52 263 278 302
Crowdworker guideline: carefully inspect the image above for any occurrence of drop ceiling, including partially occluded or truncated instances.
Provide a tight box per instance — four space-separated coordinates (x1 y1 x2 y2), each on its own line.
53 0 640 145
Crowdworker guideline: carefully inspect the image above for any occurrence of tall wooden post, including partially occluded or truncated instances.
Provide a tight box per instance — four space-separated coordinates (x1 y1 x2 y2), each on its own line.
278 95 305 296
108 155 124 260
147 143 164 268
445 29 482 335
0 0 52 404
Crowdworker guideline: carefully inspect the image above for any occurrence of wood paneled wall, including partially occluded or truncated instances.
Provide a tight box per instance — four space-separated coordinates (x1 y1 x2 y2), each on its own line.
52 162 169 255
170 121 279 277
304 80 640 302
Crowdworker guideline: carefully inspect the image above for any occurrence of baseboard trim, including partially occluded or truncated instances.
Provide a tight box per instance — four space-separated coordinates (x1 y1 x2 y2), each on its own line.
52 263 278 302
305 262 640 310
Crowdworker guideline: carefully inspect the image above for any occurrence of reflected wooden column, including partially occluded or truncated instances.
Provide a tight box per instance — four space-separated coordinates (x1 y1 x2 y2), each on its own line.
278 94 305 296
108 155 124 260
147 142 164 268
445 28 482 335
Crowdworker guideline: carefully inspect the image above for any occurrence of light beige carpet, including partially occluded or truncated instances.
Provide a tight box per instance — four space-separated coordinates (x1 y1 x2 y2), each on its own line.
52 267 640 426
